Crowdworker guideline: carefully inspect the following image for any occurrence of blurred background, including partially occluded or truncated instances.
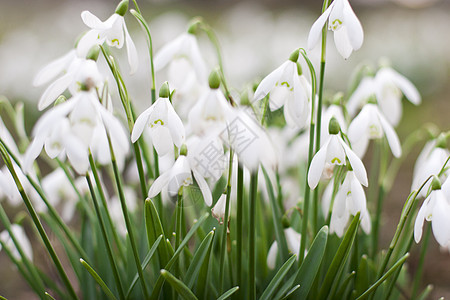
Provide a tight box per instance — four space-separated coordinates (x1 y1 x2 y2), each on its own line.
0 0 449 298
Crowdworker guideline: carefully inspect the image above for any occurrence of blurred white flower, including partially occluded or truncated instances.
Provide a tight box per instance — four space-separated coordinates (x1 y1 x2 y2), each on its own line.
211 194 227 224
0 224 33 261
320 104 347 146
253 57 311 129
77 8 138 74
307 0 363 59
109 186 137 236
267 228 301 269
131 97 185 157
347 103 401 158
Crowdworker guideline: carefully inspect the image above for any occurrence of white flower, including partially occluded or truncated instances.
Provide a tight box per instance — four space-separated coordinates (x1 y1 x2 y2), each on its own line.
148 154 212 206
307 0 363 59
347 67 421 126
320 104 347 146
414 188 450 247
329 171 371 237
154 32 207 85
0 224 33 261
347 103 402 158
109 187 137 236
267 228 301 269
308 131 368 189
131 97 185 157
211 194 227 224
253 59 311 129
77 10 138 74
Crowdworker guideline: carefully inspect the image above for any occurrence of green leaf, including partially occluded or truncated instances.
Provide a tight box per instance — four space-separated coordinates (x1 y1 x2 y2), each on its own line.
160 270 198 300
281 285 300 300
150 213 209 300
125 235 163 298
80 259 117 300
260 255 297 300
417 285 433 300
145 199 170 266
217 286 240 300
318 213 360 300
334 271 356 299
354 255 369 297
185 230 215 289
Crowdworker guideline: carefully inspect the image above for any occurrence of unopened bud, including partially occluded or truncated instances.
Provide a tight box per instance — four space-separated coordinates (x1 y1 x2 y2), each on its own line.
159 81 170 98
289 49 299 63
208 68 221 89
328 117 341 135
281 215 291 228
115 0 129 16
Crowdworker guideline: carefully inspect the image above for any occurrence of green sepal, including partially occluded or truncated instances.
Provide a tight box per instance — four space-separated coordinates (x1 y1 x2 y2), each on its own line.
115 0 129 16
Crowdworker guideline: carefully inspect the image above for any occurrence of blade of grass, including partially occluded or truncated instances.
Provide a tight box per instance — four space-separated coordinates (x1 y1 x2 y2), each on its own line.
217 287 240 300
160 269 198 300
80 259 118 300
260 255 297 300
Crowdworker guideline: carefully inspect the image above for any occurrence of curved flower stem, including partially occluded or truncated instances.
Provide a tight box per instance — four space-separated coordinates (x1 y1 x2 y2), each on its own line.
85 171 125 300
107 135 150 299
298 49 317 267
219 149 234 293
0 143 79 300
248 171 258 300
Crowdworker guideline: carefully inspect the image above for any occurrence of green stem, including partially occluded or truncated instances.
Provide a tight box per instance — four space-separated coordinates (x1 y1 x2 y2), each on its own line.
0 143 79 300
175 192 183 250
219 150 234 293
411 224 431 299
248 171 258 300
236 165 244 290
107 136 149 299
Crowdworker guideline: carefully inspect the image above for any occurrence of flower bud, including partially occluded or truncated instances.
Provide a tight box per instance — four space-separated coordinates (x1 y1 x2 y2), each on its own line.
86 45 100 61
159 81 170 98
328 117 341 135
208 68 221 89
289 48 299 63
179 144 188 156
211 194 227 224
115 0 129 16
431 175 441 191
281 215 291 228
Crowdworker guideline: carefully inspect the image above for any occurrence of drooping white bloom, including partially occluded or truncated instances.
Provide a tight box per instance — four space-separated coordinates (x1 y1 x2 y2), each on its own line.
154 32 208 85
414 187 450 247
411 140 449 198
347 103 402 158
131 97 185 157
253 59 311 129
109 186 137 236
211 194 227 224
267 228 301 269
148 154 212 206
347 67 421 126
307 0 364 59
329 171 371 237
308 131 368 189
77 10 138 74
0 224 33 261
24 91 129 174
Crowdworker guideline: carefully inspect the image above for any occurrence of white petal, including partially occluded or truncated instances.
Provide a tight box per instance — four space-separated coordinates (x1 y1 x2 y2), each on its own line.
33 50 76 87
414 198 428 243
148 171 171 198
124 22 139 75
346 77 375 117
167 102 185 147
333 27 353 59
131 106 154 143
342 0 364 50
308 140 329 189
23 137 45 174
64 136 89 174
307 3 334 50
76 30 102 58
384 68 421 105
360 208 372 234
153 34 186 71
151 126 173 157
193 169 212 206
81 11 108 29
254 61 290 101
266 242 278 270
431 192 450 247
349 172 367 214
340 138 368 186
347 106 370 145
187 34 208 83
378 110 402 157
322 179 334 217
38 72 73 111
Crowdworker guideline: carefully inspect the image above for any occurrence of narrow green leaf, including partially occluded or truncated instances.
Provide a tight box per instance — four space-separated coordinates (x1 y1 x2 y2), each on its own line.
354 255 370 297
150 213 209 300
417 285 433 300
145 199 169 265
281 285 300 300
160 270 198 300
318 213 360 300
334 271 356 299
260 255 297 300
217 286 239 300
185 230 215 288
356 253 410 300
125 235 163 297
44 292 56 300
80 259 117 300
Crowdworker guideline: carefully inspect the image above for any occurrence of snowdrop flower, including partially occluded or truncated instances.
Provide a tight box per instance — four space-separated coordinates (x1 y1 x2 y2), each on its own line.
188 69 233 136
267 228 301 269
347 103 401 158
0 224 33 261
34 49 103 111
154 23 208 85
329 171 371 237
320 103 347 146
131 83 185 157
253 49 311 129
415 177 450 247
308 117 368 189
109 187 137 236
77 0 138 74
211 194 227 224
307 0 363 59
148 146 212 206
411 138 449 198
347 67 421 126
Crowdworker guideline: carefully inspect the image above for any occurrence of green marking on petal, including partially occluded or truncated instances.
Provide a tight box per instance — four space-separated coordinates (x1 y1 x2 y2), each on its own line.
281 81 290 88
112 38 119 45
347 191 352 196
331 157 342 164
330 19 343 31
